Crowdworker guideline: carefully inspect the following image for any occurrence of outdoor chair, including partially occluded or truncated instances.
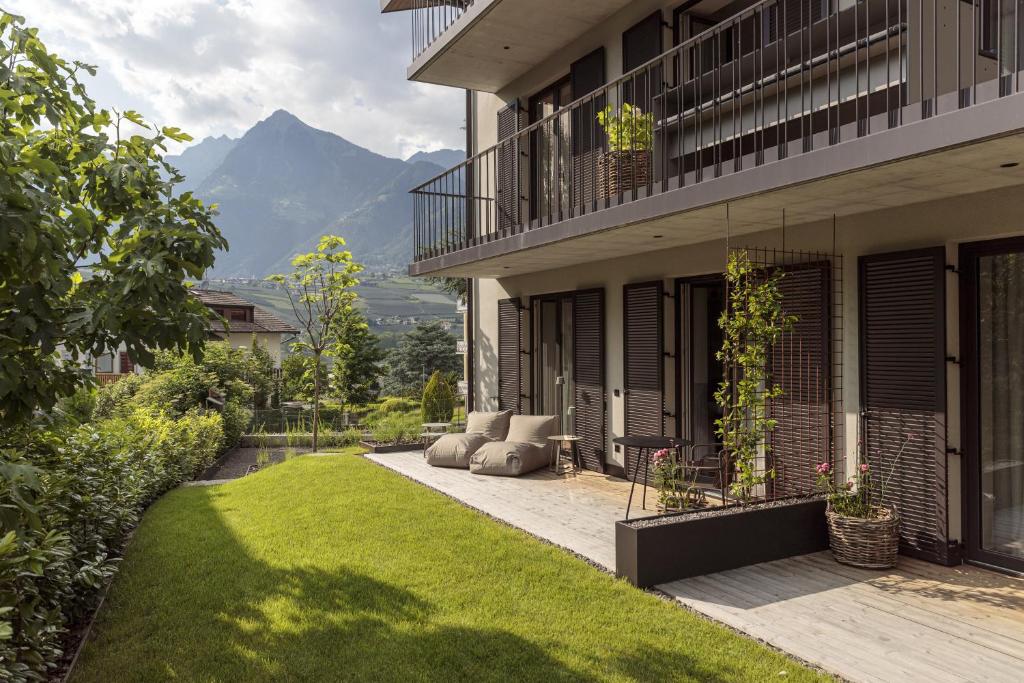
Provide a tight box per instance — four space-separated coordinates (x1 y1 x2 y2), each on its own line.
424 410 512 468
469 415 557 477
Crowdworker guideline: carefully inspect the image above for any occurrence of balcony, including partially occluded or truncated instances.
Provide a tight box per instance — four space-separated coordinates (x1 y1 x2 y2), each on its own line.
409 0 1024 277
385 0 638 91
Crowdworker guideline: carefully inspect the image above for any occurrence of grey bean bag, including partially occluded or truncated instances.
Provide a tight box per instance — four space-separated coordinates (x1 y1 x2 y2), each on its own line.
464 410 513 440
469 440 550 477
425 432 492 469
469 415 556 477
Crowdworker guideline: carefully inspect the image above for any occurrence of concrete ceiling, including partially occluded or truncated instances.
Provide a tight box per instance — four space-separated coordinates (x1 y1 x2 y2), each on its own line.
408 0 637 91
421 132 1024 278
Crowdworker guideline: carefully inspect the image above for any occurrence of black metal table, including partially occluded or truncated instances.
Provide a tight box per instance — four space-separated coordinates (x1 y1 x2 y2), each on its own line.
612 435 691 519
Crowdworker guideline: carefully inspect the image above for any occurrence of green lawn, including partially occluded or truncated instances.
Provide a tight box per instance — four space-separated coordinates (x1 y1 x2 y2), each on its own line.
73 451 826 682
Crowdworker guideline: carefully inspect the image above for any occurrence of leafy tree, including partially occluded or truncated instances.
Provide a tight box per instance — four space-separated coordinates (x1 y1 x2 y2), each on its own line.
267 235 362 451
0 12 225 426
428 277 468 299
329 306 384 410
279 351 328 403
382 321 461 397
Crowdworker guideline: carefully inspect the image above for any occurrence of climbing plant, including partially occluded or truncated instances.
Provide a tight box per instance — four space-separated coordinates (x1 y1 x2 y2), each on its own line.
714 250 797 502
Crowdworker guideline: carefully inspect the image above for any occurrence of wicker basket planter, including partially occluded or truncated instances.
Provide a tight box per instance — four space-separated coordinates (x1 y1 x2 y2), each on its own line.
826 506 900 569
597 150 650 199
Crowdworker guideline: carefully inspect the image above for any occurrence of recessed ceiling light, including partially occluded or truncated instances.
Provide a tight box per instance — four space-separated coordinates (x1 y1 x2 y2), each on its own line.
1000 162 1019 168
653 234 663 238
503 46 510 50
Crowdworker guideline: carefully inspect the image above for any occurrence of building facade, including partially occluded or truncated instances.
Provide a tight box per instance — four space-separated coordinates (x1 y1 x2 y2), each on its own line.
384 0 1024 575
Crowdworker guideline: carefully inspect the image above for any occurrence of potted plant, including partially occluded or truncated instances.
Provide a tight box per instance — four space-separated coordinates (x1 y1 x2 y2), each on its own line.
815 436 912 569
596 103 654 199
651 448 705 512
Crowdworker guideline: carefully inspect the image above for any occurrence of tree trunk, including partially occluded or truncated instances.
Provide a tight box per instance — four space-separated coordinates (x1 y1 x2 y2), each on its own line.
312 351 321 452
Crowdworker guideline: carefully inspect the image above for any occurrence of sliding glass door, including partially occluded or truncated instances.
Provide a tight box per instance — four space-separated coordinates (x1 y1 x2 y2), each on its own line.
532 294 575 434
962 238 1024 573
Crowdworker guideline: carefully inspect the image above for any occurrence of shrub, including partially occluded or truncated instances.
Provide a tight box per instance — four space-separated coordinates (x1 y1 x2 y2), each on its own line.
378 396 418 415
421 371 455 424
368 412 420 445
221 399 252 453
55 386 97 425
0 410 223 681
93 373 144 419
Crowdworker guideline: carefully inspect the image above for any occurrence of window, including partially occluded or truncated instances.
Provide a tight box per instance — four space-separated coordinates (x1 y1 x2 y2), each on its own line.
95 353 114 373
119 352 134 374
230 309 247 322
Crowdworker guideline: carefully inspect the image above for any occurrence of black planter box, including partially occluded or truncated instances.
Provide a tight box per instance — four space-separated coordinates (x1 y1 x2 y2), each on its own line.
616 498 828 588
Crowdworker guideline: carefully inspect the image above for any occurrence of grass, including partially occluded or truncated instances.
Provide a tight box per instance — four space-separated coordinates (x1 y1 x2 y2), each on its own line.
73 450 827 682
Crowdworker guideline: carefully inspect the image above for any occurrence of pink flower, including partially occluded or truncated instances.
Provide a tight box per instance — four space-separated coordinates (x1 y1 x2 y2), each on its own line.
860 463 870 473
652 448 670 462
845 481 854 490
816 462 831 475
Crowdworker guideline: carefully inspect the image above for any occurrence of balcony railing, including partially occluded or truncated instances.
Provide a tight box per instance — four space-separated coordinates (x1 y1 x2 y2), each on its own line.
412 0 1024 265
410 0 474 61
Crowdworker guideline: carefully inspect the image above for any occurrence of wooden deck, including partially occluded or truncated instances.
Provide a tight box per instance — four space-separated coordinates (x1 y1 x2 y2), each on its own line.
364 451 1024 683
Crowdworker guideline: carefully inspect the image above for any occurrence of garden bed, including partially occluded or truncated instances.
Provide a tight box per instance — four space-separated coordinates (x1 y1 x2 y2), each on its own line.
359 440 423 454
615 496 828 588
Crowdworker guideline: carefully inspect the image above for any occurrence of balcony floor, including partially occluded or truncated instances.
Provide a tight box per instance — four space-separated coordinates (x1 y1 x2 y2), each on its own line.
365 451 1024 683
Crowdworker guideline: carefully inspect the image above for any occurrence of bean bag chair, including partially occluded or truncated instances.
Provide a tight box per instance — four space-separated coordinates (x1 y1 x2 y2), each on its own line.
469 415 557 477
425 432 492 469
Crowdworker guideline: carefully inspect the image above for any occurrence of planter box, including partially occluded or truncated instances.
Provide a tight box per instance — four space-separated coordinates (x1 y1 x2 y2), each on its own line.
597 150 651 199
359 440 422 454
616 497 828 588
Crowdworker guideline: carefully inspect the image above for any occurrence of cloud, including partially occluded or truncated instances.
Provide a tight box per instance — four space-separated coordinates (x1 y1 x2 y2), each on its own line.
7 0 465 159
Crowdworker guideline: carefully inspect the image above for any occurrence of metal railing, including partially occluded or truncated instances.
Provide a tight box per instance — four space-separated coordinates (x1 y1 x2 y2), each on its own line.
410 0 474 61
412 0 1024 264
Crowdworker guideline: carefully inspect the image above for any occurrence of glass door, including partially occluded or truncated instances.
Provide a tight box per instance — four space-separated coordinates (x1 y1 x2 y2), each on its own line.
532 294 575 434
962 238 1024 573
529 78 572 224
676 277 726 449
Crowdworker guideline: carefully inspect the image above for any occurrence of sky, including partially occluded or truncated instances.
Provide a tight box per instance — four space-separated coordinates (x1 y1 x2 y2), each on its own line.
7 0 466 159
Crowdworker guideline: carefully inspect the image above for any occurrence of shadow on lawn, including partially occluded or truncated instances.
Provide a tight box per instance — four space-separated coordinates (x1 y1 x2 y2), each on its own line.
77 473 757 682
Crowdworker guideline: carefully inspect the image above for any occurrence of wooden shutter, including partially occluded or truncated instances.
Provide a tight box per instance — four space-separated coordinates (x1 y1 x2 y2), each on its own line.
496 102 523 234
118 351 134 375
772 263 831 497
573 289 606 472
622 11 664 109
571 48 605 212
860 248 950 564
624 281 665 485
498 297 522 413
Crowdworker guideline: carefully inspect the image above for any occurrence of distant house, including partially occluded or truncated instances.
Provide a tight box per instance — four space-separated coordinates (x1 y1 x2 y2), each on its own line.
190 289 298 368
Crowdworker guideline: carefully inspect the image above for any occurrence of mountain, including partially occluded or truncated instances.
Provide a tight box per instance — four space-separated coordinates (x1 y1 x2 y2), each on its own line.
166 135 237 194
174 110 460 276
405 148 465 169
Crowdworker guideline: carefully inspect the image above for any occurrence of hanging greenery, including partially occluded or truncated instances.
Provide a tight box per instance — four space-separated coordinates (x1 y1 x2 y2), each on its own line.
714 250 797 502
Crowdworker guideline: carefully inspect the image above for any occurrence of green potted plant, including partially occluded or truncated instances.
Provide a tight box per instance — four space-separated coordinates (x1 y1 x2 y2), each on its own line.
816 436 911 569
595 103 654 199
651 448 704 512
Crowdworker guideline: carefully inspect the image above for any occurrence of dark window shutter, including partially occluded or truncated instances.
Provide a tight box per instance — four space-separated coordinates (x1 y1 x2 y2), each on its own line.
573 289 606 472
622 11 664 109
570 48 605 210
498 297 522 413
119 351 134 374
771 263 831 497
860 248 949 564
624 281 665 485
496 102 522 233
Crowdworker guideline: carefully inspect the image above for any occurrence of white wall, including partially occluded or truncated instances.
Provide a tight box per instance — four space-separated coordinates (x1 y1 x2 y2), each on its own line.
225 332 285 368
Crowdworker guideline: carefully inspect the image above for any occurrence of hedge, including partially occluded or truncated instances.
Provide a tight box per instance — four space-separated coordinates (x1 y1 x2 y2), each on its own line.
0 409 223 681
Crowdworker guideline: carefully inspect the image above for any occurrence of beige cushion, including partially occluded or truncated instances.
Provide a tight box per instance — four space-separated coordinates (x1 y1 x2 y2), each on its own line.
465 410 513 440
469 441 549 477
425 433 491 469
505 415 557 447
